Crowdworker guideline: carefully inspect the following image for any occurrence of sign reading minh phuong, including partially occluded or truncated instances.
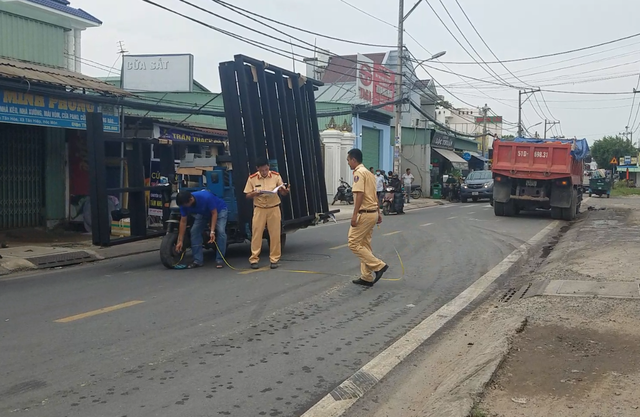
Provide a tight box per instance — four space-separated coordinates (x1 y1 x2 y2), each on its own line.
0 90 120 132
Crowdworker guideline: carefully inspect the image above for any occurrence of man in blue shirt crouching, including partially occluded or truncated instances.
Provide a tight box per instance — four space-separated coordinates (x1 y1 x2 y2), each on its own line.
175 190 228 269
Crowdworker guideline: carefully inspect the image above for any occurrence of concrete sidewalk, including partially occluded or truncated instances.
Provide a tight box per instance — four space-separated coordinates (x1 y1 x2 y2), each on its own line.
0 198 445 277
330 197 444 221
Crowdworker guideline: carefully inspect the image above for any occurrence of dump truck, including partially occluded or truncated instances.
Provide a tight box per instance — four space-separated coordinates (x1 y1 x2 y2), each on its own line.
491 137 589 220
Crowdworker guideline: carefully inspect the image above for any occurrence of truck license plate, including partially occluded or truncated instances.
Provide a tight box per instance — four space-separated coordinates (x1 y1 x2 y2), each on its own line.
472 192 479 196
526 180 537 186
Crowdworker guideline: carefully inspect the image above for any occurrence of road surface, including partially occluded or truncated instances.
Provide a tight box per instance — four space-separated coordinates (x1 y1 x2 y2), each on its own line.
0 203 553 416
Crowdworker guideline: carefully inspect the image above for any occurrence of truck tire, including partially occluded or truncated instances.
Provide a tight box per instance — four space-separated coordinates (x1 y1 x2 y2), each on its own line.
503 200 516 216
550 207 562 219
494 202 505 216
160 232 186 269
561 191 577 221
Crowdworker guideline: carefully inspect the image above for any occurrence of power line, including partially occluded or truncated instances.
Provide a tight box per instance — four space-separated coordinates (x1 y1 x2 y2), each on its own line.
435 0 516 88
211 0 395 48
418 63 638 95
428 31 640 65
422 0 519 89
339 0 397 28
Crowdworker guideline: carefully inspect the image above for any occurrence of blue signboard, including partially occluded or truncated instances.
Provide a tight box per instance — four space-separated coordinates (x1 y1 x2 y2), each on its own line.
462 152 472 161
0 90 119 132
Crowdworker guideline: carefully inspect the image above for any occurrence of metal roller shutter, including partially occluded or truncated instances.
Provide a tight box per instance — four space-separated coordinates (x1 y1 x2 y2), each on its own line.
361 127 380 170
0 124 45 229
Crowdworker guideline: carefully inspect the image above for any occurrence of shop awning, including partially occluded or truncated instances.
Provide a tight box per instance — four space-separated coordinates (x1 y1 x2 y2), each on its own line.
433 148 468 171
0 57 130 97
469 152 488 162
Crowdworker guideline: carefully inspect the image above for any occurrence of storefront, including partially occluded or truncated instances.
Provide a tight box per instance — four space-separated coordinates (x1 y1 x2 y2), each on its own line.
147 124 227 217
0 88 119 230
430 131 469 184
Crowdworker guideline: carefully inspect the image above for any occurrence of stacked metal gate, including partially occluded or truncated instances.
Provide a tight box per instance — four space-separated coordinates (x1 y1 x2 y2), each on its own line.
0 124 44 229
219 55 330 232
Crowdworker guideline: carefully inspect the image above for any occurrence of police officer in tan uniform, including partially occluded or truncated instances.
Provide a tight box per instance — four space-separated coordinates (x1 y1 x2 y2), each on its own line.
244 158 289 269
346 148 389 287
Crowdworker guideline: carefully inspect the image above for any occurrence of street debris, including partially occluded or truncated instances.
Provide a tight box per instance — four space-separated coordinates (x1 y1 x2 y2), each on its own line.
511 397 527 404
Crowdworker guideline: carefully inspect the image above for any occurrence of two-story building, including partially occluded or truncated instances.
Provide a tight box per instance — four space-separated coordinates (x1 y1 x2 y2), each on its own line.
0 0 128 230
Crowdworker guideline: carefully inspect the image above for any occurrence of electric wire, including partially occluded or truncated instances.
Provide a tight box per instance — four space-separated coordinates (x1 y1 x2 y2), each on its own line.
211 0 395 48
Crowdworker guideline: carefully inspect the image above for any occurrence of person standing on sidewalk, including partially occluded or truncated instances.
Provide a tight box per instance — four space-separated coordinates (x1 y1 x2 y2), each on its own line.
244 158 290 270
346 149 388 287
402 168 415 203
375 170 385 207
175 190 228 269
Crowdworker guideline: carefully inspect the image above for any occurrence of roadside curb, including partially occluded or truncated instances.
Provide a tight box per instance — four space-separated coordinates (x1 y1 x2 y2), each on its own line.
0 239 161 278
302 221 561 417
422 316 528 417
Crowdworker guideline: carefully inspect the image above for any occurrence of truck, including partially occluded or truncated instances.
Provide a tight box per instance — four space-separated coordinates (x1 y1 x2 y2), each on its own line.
159 55 337 268
491 137 589 221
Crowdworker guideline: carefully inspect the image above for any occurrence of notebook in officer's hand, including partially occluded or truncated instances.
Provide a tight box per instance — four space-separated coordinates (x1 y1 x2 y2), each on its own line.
259 184 286 194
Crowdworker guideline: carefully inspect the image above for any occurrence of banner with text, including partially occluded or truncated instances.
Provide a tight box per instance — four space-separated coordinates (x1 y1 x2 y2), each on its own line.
0 90 119 132
157 125 226 145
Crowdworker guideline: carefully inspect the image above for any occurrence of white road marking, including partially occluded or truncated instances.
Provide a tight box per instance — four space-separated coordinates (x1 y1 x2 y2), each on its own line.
382 231 402 236
420 223 432 227
447 216 458 220
483 204 492 208
468 212 475 215
300 221 559 417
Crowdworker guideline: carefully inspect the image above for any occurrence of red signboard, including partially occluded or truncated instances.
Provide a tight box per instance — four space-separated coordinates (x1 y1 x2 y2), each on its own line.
68 132 90 195
372 63 395 112
475 116 503 124
357 59 395 112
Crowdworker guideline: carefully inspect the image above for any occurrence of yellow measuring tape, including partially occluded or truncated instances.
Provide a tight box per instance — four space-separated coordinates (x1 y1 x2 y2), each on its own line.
173 224 405 282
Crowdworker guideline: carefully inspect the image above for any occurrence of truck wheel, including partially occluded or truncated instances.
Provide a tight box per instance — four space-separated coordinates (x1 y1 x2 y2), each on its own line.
561 191 577 221
494 202 505 216
551 207 562 219
607 194 610 198
503 200 515 216
160 232 186 269
588 193 592 197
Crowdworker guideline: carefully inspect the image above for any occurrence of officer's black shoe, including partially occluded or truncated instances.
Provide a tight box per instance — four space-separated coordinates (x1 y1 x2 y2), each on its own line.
352 278 373 287
250 263 259 269
373 264 389 283
270 263 279 269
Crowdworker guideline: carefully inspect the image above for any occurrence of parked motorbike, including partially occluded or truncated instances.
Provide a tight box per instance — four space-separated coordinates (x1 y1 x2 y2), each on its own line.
408 184 422 200
382 186 405 215
332 178 354 205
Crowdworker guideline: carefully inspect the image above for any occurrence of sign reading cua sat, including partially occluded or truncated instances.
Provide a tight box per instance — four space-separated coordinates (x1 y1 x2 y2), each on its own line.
0 90 119 132
122 54 194 92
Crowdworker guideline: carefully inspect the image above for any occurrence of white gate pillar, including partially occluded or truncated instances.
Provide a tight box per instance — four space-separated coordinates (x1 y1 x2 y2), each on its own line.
320 122 344 198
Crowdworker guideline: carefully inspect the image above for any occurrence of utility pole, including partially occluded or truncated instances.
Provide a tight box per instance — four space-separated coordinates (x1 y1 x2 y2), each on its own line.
481 104 490 158
517 88 541 137
544 119 559 139
393 0 405 175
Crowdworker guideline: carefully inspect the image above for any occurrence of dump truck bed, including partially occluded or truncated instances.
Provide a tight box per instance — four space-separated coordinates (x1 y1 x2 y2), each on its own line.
492 138 587 185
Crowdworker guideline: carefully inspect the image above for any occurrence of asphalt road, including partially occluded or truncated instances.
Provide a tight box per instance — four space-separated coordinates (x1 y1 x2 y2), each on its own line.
0 202 554 417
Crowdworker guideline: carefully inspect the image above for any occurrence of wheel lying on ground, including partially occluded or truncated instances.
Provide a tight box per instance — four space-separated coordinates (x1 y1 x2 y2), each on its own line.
160 232 186 269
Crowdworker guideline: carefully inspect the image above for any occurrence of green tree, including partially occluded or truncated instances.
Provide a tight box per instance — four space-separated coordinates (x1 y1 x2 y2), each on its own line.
590 136 637 170
501 134 515 140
